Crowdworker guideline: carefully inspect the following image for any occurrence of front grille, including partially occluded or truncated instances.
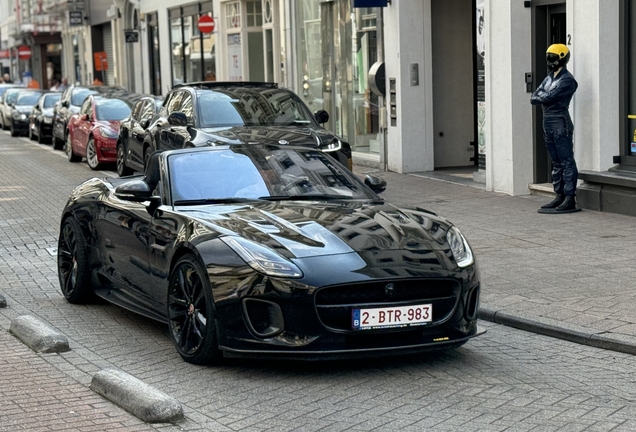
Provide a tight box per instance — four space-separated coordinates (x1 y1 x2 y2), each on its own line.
315 279 460 332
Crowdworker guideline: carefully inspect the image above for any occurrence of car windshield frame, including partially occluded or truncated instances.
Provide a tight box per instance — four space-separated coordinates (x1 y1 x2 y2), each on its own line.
167 146 378 205
195 87 318 128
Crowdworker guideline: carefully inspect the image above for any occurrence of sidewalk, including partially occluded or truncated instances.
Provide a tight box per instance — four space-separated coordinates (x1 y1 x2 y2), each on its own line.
354 164 636 355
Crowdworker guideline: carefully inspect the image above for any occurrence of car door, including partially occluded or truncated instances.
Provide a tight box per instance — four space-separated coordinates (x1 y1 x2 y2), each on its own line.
53 88 70 140
156 91 187 151
93 192 156 310
73 98 92 156
129 100 154 167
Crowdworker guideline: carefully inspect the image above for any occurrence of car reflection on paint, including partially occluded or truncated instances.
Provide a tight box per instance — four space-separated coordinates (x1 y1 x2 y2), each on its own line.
57 144 482 365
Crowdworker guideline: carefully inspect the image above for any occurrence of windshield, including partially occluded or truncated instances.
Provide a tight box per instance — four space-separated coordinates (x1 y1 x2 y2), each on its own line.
71 89 98 106
169 146 377 203
43 94 61 108
16 92 42 106
95 99 131 121
197 88 315 128
5 90 21 104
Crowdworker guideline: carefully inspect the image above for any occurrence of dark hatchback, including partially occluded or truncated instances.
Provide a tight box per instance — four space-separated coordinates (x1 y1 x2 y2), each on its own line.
57 144 482 365
8 89 46 136
29 92 62 143
52 85 127 149
138 82 352 173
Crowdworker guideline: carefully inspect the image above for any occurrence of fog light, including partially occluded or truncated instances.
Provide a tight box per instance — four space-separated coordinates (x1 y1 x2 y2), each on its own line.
242 298 284 338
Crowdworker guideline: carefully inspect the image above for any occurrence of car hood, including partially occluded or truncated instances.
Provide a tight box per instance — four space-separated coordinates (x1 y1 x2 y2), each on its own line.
96 120 121 131
178 200 452 260
42 108 54 116
15 105 34 114
197 125 339 148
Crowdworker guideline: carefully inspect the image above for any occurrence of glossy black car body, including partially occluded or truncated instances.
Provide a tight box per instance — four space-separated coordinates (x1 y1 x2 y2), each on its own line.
29 92 62 143
52 85 127 149
142 82 352 173
58 145 481 364
117 95 163 176
8 89 46 136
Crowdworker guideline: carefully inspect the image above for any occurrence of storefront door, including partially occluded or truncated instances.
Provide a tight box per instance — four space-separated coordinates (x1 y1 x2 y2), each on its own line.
532 2 566 184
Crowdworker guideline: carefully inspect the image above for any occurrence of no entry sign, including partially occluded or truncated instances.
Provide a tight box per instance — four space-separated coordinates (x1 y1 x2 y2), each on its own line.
18 45 32 60
197 15 215 33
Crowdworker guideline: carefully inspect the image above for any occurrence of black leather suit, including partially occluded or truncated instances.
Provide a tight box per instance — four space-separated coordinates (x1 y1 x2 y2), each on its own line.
531 68 578 197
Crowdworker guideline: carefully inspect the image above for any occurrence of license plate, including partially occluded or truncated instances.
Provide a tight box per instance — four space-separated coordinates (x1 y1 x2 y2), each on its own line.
352 304 432 330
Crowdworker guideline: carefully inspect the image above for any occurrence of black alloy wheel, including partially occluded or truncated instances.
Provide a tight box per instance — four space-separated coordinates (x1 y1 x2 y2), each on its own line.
116 143 133 177
10 121 18 137
37 125 46 144
57 217 94 304
53 134 64 150
167 255 222 365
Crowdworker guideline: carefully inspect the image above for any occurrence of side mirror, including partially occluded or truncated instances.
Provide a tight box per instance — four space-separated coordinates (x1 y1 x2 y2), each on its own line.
364 174 387 194
140 118 150 129
168 111 188 127
115 179 153 201
315 109 329 124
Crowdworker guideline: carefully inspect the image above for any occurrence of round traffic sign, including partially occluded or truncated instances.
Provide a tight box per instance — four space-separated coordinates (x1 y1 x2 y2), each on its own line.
197 15 215 34
18 45 32 60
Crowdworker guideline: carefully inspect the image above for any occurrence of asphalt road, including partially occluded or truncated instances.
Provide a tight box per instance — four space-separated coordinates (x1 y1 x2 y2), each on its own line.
1 132 636 431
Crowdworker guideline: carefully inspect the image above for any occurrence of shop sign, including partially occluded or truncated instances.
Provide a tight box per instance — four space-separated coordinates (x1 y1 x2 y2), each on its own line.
124 30 139 43
18 46 32 60
227 34 242 81
69 11 83 26
197 15 215 34
353 0 388 7
0 49 10 59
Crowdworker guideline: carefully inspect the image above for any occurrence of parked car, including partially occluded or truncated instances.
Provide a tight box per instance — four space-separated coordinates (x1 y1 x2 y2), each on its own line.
7 89 46 137
52 85 127 150
29 92 62 143
66 95 132 170
141 81 352 173
116 95 164 176
0 87 25 130
57 144 482 365
0 83 22 97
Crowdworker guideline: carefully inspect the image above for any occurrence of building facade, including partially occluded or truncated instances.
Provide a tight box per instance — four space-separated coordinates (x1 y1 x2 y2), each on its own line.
1 0 634 215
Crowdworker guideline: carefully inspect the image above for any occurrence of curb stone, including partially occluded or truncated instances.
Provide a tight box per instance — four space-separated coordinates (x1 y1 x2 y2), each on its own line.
90 368 184 423
479 307 636 356
9 315 70 353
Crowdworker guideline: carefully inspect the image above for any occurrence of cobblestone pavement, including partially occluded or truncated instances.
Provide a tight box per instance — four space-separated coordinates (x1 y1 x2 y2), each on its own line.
2 133 636 431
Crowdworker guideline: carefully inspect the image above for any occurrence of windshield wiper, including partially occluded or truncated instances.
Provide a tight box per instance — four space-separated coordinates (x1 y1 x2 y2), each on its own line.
173 197 260 205
259 194 350 201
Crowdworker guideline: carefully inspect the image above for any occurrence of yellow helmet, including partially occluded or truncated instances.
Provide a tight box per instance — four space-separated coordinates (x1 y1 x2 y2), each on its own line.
546 44 570 71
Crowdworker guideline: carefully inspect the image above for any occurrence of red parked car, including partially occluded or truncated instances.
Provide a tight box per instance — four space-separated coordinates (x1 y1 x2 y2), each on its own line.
66 95 132 170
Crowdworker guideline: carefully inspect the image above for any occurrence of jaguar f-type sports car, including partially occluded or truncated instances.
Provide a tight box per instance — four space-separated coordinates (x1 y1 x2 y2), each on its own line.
57 145 482 364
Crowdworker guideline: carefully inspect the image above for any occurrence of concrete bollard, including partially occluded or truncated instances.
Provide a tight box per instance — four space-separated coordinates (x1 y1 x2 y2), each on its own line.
9 315 70 353
90 369 184 423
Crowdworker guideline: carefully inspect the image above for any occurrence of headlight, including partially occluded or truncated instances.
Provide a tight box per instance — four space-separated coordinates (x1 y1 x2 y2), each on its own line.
446 226 474 268
13 113 27 120
321 138 342 153
221 236 303 278
98 128 118 138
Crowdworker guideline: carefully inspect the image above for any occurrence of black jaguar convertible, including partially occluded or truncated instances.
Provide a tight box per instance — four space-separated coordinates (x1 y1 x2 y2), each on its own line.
57 144 483 364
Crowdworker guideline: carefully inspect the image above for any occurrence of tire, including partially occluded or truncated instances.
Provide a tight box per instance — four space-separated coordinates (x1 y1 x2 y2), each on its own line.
167 254 222 365
29 123 36 141
57 217 94 304
66 133 81 162
37 126 45 144
10 121 18 137
116 143 133 177
86 138 101 170
53 135 64 150
143 146 152 173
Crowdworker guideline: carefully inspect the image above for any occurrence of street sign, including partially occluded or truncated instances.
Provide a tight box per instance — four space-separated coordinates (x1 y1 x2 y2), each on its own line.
94 51 108 71
69 10 83 26
197 15 215 34
18 45 32 60
124 30 139 43
0 49 10 59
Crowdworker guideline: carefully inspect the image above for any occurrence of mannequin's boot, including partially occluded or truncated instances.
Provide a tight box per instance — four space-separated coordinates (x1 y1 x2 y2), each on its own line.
553 195 581 213
540 194 565 210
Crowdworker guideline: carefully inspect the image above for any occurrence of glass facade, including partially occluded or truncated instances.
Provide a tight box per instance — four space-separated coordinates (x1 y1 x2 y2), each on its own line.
169 2 215 87
147 13 162 95
295 1 381 155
